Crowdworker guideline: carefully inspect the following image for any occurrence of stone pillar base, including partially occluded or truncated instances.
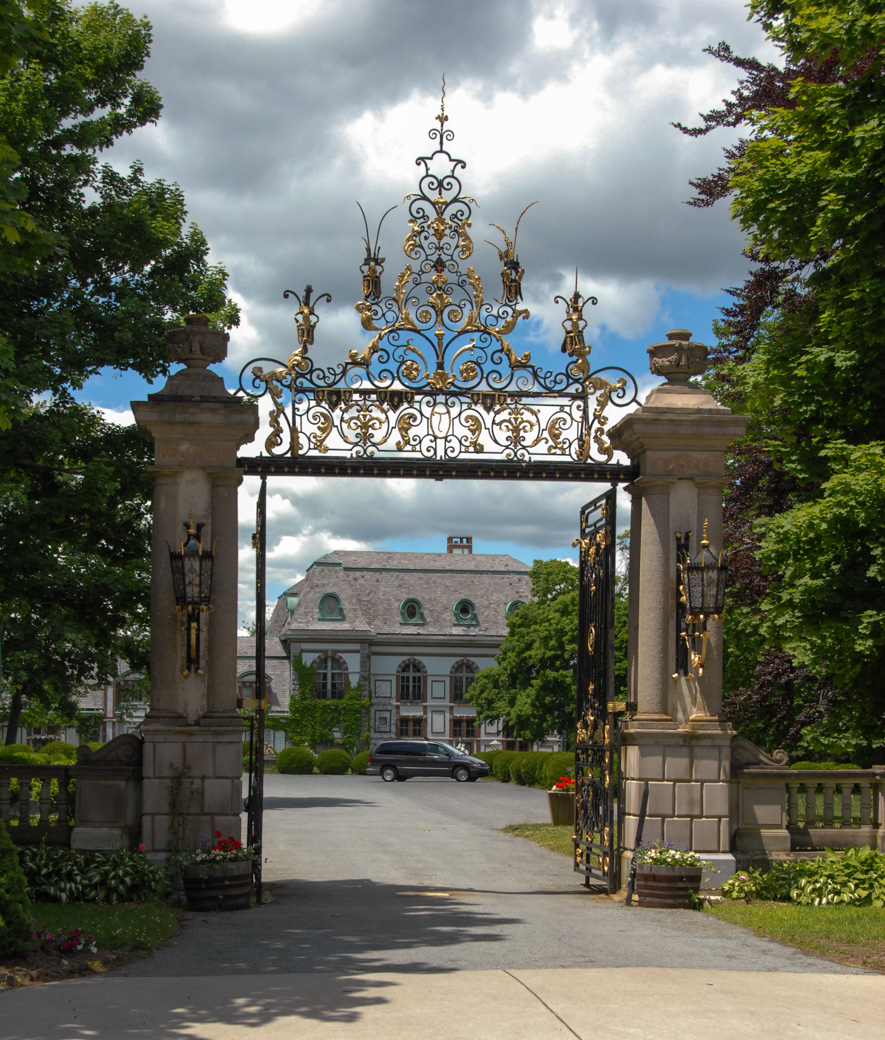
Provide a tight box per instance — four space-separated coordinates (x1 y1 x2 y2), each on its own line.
621 722 734 872
141 722 243 855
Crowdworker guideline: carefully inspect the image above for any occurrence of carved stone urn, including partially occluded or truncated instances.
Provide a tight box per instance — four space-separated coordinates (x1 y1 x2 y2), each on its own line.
647 329 708 384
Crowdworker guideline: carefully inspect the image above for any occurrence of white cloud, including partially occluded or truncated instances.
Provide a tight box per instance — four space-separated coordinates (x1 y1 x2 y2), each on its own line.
74 0 775 622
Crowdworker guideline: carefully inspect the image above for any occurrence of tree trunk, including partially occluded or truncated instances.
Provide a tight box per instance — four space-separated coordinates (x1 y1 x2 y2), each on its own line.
5 687 23 746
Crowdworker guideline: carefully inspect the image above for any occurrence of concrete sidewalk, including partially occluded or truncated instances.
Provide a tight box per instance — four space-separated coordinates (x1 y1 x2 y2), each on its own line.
2 966 883 1039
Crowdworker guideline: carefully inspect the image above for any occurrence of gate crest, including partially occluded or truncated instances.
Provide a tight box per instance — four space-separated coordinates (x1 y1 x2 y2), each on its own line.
238 99 638 481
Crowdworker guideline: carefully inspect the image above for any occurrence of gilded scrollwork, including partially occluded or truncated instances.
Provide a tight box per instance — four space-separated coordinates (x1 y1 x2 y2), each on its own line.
238 105 638 465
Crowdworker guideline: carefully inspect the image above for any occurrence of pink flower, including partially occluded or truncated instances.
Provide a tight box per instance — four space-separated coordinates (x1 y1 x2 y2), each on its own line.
138 843 146 853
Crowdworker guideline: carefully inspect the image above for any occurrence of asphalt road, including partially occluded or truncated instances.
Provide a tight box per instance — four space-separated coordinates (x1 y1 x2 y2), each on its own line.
119 773 866 978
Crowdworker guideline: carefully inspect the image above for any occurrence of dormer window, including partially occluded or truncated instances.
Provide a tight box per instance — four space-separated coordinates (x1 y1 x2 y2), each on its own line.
400 598 425 625
453 598 477 626
317 593 343 620
505 600 526 617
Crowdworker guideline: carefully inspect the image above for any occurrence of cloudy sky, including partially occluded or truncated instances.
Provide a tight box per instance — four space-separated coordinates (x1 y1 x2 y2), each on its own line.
75 0 775 624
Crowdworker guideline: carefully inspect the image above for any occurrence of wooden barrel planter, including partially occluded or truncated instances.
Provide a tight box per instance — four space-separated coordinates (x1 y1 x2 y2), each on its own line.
547 789 574 826
634 864 703 908
183 860 253 912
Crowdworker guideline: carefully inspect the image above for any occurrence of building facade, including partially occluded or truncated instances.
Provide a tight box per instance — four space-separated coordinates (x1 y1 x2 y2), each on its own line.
237 537 542 753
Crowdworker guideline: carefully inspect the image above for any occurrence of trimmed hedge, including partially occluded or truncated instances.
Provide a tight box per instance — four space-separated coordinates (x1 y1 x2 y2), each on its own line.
476 750 501 769
0 744 39 764
276 745 317 774
491 750 518 782
350 750 370 775
0 820 32 957
790 761 862 770
37 741 79 764
510 752 546 786
316 749 351 775
541 752 576 789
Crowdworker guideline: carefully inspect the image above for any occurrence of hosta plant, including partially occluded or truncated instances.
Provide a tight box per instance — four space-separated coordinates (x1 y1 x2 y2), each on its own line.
723 847 885 907
19 844 171 904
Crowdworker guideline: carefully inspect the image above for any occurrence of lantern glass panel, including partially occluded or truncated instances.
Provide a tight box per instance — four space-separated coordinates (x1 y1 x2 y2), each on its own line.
182 553 202 607
199 555 214 606
170 554 187 606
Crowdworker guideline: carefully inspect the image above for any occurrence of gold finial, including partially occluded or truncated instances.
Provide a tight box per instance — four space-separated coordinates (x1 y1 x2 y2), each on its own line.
438 74 448 130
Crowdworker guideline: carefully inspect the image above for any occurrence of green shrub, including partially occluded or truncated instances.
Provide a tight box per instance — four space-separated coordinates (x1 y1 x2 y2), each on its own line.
276 745 317 774
510 752 546 786
476 750 501 768
350 750 370 775
541 752 576 789
37 741 79 764
18 845 171 904
316 748 351 775
723 847 885 907
491 750 517 782
0 820 32 957
0 743 40 764
790 761 862 770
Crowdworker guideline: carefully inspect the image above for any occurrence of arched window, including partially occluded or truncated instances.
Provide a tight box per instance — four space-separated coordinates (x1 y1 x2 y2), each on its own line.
452 598 477 625
313 655 347 700
317 593 343 620
451 660 478 703
505 600 526 617
399 598 425 625
237 671 274 706
397 658 426 703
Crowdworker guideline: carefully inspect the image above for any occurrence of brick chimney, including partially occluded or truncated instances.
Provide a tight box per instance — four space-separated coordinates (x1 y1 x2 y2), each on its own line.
447 535 472 554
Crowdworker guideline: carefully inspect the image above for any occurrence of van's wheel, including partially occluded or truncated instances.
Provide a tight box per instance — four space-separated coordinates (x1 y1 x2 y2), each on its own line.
381 765 398 782
453 765 470 782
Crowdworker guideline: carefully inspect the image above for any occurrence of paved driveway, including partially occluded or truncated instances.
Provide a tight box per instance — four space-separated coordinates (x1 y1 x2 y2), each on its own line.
119 773 863 977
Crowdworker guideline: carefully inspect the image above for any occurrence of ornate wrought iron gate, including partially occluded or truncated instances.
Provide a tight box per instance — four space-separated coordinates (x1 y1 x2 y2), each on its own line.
233 96 638 893
245 476 267 903
573 488 621 892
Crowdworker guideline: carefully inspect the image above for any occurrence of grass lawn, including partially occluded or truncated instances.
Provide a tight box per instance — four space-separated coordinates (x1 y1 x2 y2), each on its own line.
705 901 885 973
1 902 181 987
30 901 180 952
503 822 574 857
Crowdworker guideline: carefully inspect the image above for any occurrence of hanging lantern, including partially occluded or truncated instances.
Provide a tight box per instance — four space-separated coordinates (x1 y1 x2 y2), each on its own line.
168 514 215 677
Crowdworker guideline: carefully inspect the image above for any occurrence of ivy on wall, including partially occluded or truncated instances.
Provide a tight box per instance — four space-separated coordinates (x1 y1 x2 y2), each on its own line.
287 656 370 755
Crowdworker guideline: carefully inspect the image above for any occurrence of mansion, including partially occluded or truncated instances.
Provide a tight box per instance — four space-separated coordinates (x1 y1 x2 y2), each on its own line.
13 538 539 754
237 536 540 753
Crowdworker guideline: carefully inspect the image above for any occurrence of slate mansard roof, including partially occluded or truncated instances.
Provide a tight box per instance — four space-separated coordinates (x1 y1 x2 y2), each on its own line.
271 549 531 642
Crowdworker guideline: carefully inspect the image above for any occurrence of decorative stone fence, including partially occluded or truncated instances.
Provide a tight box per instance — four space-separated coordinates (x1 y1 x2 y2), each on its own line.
730 738 884 861
0 762 72 846
0 734 143 851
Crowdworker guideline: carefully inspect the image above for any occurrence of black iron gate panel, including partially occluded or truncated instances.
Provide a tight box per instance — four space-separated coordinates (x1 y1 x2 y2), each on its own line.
245 476 267 904
573 488 619 892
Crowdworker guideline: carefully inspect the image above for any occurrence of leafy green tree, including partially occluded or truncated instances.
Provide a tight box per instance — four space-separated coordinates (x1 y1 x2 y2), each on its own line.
0 1 238 741
0 401 152 744
468 559 578 745
469 552 629 746
680 0 885 761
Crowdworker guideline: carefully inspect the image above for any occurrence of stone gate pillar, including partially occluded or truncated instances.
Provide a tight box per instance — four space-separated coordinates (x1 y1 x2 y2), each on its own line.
132 316 259 855
608 330 748 881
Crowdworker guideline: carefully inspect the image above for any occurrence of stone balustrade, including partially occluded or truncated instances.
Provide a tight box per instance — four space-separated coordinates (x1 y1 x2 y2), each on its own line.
0 764 73 846
0 734 143 850
731 756 884 861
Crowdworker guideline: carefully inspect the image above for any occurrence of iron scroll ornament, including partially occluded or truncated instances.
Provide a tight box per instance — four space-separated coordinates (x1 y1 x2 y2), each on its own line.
237 102 639 468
